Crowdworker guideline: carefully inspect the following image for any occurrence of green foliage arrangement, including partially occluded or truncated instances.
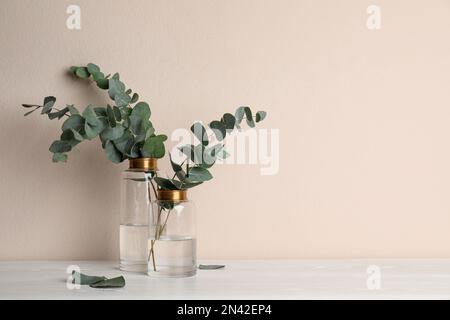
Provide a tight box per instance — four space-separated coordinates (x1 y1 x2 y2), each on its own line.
155 106 267 191
21 63 267 192
21 63 167 164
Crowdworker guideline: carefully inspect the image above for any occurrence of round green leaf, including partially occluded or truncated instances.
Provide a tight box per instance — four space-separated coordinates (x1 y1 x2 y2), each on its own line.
92 71 105 82
67 105 79 115
52 153 68 163
84 122 98 140
256 111 267 123
221 113 236 130
131 93 139 104
235 106 246 124
69 66 78 75
96 78 109 90
87 63 100 74
154 177 180 190
187 167 213 182
82 105 100 126
115 92 131 108
49 140 72 153
131 102 151 120
190 122 208 146
101 126 125 141
108 78 125 99
209 121 226 141
41 96 56 114
75 67 90 79
62 115 84 132
142 134 167 158
106 105 116 127
104 141 122 163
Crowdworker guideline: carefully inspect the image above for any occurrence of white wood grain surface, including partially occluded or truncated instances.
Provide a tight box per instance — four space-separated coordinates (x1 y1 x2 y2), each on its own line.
1 260 450 299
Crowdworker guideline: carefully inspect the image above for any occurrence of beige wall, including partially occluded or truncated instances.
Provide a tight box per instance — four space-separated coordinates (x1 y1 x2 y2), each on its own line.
1 0 450 260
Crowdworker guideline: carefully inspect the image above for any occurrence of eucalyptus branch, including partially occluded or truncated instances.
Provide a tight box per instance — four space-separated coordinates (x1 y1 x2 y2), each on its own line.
21 63 169 164
154 106 267 192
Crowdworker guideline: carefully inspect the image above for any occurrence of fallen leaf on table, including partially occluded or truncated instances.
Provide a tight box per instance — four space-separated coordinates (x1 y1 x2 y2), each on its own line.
72 271 107 285
71 271 125 288
198 265 225 270
89 276 126 288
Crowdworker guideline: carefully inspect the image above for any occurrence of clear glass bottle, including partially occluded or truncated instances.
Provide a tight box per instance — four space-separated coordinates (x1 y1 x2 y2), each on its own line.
120 158 158 272
148 190 197 278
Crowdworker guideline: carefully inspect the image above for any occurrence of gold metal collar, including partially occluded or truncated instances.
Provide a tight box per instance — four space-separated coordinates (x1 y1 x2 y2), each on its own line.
129 158 158 172
157 190 187 201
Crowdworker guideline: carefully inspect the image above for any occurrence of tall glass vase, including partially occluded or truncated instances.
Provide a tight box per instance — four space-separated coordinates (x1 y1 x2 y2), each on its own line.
120 158 158 272
148 190 197 278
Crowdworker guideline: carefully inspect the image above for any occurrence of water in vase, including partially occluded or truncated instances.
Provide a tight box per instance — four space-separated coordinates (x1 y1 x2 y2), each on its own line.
147 235 197 277
120 224 148 272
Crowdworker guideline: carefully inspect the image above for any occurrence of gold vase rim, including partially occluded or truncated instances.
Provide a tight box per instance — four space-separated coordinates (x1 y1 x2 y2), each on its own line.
128 158 158 171
157 190 188 201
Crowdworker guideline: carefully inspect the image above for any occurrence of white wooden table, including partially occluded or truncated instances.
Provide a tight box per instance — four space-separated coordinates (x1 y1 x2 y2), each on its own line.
1 260 450 299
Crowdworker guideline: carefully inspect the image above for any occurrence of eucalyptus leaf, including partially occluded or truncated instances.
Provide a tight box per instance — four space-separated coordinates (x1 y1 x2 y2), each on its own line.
244 107 255 128
52 153 68 163
198 265 225 270
191 122 208 146
179 144 195 162
75 67 90 79
131 93 139 103
142 134 167 158
69 66 78 75
255 111 267 123
209 120 226 141
24 107 40 116
96 78 109 90
181 181 203 189
235 106 246 124
170 154 183 172
115 92 131 108
71 271 106 285
105 141 122 163
70 129 84 141
89 276 126 289
114 131 134 155
49 140 72 153
131 102 151 120
84 122 98 140
48 107 68 120
82 105 100 126
62 115 84 131
106 105 116 127
128 142 141 158
108 78 125 99
101 126 125 141
217 149 230 160
207 144 224 158
193 144 207 165
113 106 122 122
91 71 104 82
128 115 142 135
175 171 204 188
187 166 213 182
87 63 100 74
221 113 236 130
67 105 79 115
154 177 180 190
60 129 81 147
93 107 107 117
22 104 39 108
41 96 56 114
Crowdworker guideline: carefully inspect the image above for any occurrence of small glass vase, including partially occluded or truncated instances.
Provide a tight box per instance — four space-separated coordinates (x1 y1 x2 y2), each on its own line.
147 190 197 278
119 158 158 272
